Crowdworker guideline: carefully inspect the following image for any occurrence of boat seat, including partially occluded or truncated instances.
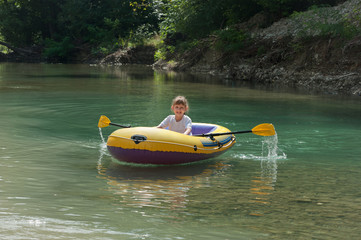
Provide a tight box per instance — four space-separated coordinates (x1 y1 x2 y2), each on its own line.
191 124 218 135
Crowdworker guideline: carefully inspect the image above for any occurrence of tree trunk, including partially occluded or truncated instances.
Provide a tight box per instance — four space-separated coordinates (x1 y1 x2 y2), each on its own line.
0 41 34 55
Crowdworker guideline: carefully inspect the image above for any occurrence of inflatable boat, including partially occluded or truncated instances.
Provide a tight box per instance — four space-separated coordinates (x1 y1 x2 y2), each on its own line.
106 123 235 165
98 116 275 165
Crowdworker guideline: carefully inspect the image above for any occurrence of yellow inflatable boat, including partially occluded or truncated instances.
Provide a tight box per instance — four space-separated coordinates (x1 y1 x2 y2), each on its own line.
106 123 235 164
98 116 275 165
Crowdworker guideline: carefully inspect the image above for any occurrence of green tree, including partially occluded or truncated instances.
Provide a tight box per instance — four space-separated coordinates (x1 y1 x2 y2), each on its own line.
0 0 159 60
0 0 61 46
156 0 260 39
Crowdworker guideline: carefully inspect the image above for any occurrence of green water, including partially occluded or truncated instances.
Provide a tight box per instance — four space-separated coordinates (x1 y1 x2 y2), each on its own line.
0 63 360 239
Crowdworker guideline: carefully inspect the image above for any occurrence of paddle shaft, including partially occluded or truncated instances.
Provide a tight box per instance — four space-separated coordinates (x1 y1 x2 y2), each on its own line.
195 130 252 137
109 122 131 128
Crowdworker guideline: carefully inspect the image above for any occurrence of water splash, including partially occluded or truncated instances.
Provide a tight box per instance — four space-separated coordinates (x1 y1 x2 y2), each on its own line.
261 134 287 160
97 142 108 169
232 133 287 161
98 127 106 144
97 127 108 170
259 133 287 184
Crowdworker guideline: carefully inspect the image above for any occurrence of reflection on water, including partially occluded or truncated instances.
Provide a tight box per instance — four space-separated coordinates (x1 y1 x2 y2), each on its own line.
97 147 230 211
97 124 231 211
96 132 282 220
249 135 281 216
249 159 278 216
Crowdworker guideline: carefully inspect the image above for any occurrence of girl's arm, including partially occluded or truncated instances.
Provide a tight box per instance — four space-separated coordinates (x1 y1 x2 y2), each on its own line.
184 116 192 135
184 128 192 135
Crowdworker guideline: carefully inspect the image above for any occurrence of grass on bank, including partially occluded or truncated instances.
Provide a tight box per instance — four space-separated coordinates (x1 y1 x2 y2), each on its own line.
291 4 361 40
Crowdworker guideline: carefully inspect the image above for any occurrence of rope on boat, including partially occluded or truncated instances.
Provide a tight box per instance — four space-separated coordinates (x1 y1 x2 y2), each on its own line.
109 135 235 151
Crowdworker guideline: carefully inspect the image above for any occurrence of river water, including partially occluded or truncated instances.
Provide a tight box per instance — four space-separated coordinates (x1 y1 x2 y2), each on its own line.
0 63 360 239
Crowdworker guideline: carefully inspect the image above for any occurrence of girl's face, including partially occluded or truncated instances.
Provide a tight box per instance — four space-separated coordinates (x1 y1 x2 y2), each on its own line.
171 104 187 119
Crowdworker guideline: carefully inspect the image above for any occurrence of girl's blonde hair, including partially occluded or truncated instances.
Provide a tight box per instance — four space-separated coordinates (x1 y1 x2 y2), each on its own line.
172 96 189 110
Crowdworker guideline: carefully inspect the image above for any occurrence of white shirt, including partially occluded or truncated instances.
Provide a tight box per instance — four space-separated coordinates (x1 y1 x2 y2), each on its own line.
158 115 192 134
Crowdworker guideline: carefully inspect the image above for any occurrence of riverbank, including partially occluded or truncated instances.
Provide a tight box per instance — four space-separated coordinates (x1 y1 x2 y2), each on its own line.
151 0 361 96
152 36 361 96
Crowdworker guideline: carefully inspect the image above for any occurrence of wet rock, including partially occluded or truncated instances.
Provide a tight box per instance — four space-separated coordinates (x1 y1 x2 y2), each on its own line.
100 46 155 65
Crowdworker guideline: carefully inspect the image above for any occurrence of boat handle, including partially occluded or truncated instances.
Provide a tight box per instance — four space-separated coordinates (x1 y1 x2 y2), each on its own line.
131 134 147 144
216 136 235 149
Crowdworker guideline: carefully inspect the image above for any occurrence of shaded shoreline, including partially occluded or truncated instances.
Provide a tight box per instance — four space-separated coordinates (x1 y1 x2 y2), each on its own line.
1 1 360 97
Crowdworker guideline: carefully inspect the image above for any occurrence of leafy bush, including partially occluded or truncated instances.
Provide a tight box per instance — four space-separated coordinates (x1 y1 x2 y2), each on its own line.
127 24 158 47
43 37 74 61
154 45 176 61
154 48 167 61
214 27 249 52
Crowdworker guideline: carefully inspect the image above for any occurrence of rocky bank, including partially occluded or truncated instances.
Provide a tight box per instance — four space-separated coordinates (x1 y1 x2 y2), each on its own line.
151 0 361 96
98 0 353 96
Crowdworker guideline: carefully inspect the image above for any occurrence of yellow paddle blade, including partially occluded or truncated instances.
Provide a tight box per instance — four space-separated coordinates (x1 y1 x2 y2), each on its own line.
98 115 111 128
251 123 276 136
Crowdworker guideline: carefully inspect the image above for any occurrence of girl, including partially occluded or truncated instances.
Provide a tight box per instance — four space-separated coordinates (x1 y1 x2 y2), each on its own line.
157 96 192 135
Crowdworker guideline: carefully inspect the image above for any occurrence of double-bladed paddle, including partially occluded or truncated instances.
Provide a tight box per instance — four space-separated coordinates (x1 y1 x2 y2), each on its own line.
98 115 275 137
98 115 131 128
